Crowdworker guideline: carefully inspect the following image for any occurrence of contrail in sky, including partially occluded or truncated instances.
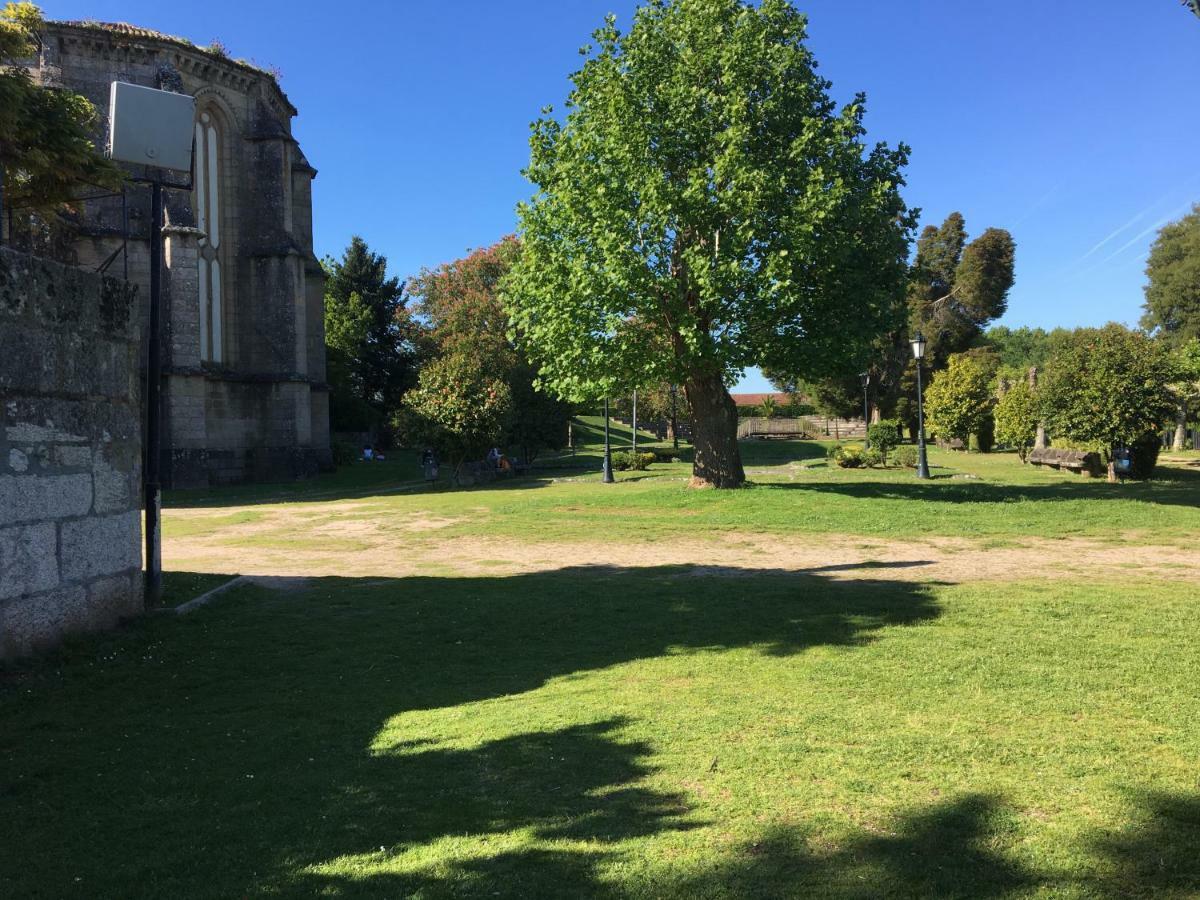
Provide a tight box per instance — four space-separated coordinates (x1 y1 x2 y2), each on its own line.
1102 200 1196 263
1078 175 1200 263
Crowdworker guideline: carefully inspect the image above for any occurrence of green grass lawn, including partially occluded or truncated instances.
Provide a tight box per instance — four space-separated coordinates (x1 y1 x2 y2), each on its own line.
3 435 1199 897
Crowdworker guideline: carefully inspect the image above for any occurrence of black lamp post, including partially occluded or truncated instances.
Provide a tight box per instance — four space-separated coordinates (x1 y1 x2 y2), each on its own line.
859 371 871 449
670 383 679 451
911 331 931 479
602 397 615 483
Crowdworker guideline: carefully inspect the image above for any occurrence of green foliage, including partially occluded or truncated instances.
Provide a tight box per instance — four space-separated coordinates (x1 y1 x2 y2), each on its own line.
867 419 901 464
800 373 865 420
330 441 358 467
1142 205 1200 346
924 352 999 445
0 3 122 217
994 380 1038 460
828 444 865 468
1038 324 1176 459
758 396 778 419
610 450 656 471
504 0 915 486
411 238 572 463
908 215 1016 370
892 444 919 468
860 446 884 468
969 415 995 454
323 237 423 434
1129 433 1162 480
402 352 513 464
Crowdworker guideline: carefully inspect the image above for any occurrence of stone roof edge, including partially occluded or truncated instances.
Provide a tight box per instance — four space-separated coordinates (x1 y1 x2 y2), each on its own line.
45 20 298 118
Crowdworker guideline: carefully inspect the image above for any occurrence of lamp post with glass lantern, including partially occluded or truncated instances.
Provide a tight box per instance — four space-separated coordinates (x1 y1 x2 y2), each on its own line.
911 331 931 479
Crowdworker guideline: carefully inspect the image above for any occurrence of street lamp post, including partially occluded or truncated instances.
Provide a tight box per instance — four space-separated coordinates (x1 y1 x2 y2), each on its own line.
602 397 615 483
631 389 638 454
859 371 871 449
911 331 931 479
670 384 679 451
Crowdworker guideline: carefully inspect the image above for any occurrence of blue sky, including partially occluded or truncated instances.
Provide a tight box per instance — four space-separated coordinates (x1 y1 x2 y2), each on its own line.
51 1 1200 392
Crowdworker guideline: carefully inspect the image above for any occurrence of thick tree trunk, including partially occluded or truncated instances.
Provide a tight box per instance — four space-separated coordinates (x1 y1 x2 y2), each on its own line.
1173 400 1187 452
684 372 745 488
1035 424 1047 450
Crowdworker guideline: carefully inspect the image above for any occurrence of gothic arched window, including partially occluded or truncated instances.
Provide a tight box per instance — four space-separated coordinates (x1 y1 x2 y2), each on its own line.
193 109 225 363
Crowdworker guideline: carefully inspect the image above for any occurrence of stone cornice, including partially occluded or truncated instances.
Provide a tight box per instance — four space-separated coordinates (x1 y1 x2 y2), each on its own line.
45 21 298 118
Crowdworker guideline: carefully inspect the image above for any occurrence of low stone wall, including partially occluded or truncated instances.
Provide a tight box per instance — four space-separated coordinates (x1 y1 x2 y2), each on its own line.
0 248 144 660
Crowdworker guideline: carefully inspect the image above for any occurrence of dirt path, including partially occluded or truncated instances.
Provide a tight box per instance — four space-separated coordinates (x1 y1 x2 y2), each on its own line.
163 504 1199 585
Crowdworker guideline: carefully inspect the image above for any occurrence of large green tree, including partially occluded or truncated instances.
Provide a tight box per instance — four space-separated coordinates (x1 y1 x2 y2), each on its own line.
790 212 1015 432
907 213 1016 372
1038 324 1176 481
1 3 120 236
1141 204 1200 346
323 236 422 434
504 0 915 487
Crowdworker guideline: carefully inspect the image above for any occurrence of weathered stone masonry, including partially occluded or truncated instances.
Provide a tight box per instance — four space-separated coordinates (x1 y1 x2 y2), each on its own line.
0 248 143 660
26 21 331 489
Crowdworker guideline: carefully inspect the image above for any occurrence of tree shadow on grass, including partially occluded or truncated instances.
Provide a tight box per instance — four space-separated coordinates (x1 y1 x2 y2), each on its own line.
0 565 937 896
666 793 1034 898
762 464 1200 509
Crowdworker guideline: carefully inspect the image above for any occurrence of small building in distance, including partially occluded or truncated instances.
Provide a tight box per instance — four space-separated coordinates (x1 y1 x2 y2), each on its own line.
21 20 331 486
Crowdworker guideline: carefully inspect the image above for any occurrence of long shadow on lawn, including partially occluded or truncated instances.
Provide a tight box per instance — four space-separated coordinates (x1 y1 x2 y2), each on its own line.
0 565 936 896
764 464 1200 509
4 567 1199 896
660 790 1200 898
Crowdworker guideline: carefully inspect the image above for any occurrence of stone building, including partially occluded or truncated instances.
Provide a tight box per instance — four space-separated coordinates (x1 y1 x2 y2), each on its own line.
23 20 331 486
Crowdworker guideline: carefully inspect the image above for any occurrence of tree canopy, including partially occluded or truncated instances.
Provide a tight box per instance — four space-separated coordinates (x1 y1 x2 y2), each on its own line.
408 238 571 463
0 2 120 217
504 0 915 486
924 351 999 445
322 236 422 434
1141 204 1200 347
908 213 1016 370
1038 324 1176 475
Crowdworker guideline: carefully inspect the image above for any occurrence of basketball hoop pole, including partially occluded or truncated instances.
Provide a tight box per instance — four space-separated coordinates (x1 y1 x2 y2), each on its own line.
144 177 163 606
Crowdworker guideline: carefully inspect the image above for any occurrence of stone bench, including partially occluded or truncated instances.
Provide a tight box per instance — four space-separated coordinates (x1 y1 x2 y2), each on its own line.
1027 447 1103 476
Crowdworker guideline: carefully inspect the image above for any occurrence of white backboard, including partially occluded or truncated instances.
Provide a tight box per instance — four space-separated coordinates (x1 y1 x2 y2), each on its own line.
108 81 196 172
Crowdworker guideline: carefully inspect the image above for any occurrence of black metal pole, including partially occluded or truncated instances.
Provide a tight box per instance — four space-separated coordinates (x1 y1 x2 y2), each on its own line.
671 384 679 451
602 398 615 483
861 373 870 449
144 179 164 605
915 360 930 479
631 390 638 453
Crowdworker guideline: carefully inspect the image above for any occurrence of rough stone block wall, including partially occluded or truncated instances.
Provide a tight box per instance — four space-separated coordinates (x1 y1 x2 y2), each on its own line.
0 248 143 660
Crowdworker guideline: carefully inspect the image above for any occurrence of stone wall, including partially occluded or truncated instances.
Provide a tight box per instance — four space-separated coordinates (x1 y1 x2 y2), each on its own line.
0 248 143 660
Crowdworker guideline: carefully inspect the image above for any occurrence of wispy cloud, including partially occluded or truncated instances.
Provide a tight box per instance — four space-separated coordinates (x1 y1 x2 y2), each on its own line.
1076 175 1200 265
1011 182 1063 229
1079 208 1150 261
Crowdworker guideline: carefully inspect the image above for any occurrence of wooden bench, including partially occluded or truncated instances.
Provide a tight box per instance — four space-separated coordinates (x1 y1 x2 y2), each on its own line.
1027 447 1103 476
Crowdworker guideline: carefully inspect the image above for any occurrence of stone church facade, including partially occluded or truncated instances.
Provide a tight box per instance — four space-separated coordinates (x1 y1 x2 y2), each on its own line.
26 21 331 487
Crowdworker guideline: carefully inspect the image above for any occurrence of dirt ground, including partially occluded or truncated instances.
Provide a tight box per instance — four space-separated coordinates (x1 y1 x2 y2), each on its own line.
163 500 1200 586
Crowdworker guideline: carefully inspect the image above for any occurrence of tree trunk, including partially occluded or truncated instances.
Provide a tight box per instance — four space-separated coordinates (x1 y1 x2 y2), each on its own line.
684 372 745 488
1035 423 1047 450
1173 400 1187 451
1107 460 1118 484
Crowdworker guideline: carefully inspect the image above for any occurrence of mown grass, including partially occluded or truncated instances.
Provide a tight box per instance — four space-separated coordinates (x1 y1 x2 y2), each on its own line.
3 433 1198 897
2 570 1198 897
165 433 1200 548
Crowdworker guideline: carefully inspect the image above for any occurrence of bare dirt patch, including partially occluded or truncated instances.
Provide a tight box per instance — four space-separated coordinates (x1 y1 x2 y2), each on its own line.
163 507 1200 586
